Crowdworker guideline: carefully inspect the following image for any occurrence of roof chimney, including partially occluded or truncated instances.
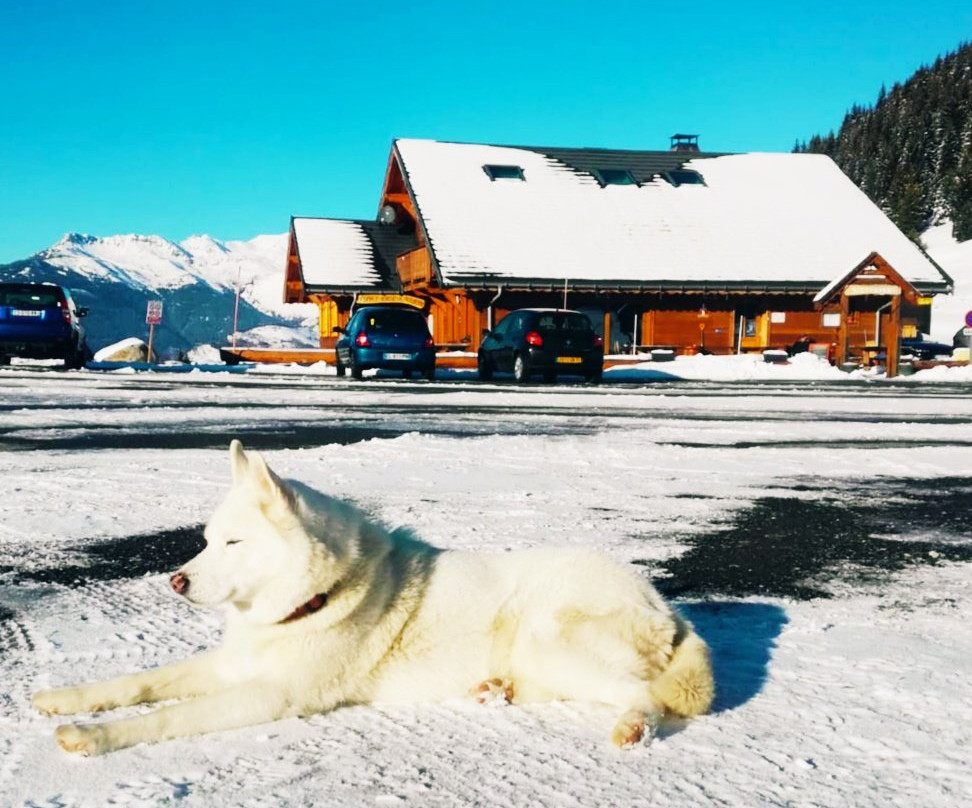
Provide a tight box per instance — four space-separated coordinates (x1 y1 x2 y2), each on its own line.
670 134 700 152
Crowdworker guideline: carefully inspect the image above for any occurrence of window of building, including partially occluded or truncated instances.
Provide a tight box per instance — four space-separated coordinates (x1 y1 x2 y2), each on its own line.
592 168 638 187
662 169 706 187
483 164 525 181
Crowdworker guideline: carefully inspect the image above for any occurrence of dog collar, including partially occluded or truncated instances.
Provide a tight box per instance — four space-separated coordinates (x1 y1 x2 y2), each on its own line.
279 592 329 624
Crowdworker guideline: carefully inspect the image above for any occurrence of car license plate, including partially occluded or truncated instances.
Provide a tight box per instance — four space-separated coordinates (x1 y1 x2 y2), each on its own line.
383 352 412 361
12 309 42 317
556 356 582 364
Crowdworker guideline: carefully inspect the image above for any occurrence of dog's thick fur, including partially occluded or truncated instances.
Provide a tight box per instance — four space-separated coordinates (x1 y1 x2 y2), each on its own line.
33 441 714 755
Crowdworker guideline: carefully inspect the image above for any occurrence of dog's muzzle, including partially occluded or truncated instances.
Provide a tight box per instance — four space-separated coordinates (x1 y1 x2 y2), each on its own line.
170 572 190 596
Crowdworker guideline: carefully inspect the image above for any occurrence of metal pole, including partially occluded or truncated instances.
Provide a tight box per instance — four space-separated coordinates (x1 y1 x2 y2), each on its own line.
232 267 242 349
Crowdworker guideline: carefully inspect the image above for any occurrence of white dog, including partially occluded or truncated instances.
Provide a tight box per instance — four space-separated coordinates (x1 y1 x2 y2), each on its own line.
33 440 714 755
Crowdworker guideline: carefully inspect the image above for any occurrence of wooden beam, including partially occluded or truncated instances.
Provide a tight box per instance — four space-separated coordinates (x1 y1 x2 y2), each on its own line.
887 295 901 378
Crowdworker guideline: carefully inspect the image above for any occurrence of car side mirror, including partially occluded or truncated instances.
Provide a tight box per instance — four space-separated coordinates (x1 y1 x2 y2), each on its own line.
481 328 492 338
332 326 345 334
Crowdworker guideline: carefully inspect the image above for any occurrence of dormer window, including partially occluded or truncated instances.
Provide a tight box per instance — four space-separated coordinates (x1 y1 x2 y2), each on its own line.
592 168 638 187
662 169 705 187
483 164 525 181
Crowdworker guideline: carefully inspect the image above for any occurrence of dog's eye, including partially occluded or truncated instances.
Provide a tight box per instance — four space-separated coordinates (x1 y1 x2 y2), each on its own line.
226 539 242 546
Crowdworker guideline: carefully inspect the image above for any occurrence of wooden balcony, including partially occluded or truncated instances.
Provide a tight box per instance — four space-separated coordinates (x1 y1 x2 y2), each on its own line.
397 247 433 290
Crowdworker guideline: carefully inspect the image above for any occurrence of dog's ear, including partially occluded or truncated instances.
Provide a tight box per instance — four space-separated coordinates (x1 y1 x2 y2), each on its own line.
228 440 294 508
229 439 250 486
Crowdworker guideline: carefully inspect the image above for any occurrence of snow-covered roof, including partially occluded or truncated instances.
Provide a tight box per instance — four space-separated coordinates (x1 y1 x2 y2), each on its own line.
291 218 384 288
395 139 950 291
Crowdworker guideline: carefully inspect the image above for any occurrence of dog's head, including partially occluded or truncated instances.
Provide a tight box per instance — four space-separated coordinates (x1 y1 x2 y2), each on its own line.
170 440 348 625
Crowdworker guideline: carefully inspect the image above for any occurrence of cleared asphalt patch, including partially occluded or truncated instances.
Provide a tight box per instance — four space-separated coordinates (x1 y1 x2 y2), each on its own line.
4 526 206 586
652 476 972 599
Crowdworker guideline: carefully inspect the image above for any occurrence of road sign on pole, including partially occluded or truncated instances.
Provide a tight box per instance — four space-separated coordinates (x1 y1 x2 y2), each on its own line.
145 300 163 362
146 300 164 325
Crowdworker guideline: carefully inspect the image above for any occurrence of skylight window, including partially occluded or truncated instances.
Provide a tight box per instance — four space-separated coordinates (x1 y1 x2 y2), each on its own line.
483 164 525 181
662 169 706 187
592 168 638 187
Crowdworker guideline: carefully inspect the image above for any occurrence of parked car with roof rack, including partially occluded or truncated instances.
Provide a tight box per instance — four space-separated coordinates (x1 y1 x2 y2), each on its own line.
333 305 436 380
0 283 90 368
478 308 604 383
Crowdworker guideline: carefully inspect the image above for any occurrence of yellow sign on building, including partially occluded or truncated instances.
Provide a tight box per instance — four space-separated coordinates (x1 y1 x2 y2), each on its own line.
356 293 425 309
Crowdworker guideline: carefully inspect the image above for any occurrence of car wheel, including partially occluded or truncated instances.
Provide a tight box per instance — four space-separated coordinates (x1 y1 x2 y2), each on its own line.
513 353 531 383
477 353 493 381
350 354 363 380
585 370 602 385
0 355 10 366
64 341 87 370
423 365 435 381
334 357 346 377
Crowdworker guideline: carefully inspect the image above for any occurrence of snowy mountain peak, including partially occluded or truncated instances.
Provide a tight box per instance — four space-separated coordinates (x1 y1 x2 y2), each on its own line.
180 234 230 257
52 232 99 249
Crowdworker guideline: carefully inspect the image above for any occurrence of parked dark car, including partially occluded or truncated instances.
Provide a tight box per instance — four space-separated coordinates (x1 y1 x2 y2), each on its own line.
900 336 953 360
334 305 436 379
0 282 90 368
478 308 604 383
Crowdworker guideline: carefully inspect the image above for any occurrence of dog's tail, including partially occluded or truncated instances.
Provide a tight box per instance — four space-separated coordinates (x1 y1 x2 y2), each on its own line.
649 626 715 717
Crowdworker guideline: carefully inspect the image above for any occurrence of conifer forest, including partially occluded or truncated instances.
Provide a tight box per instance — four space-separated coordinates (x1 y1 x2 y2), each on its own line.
796 41 972 242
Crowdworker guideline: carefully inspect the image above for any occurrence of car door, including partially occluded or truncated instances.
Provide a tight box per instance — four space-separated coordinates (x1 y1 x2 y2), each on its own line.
489 313 520 372
335 311 361 364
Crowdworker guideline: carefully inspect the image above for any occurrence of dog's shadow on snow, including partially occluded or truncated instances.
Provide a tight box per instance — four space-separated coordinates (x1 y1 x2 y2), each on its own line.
678 600 788 713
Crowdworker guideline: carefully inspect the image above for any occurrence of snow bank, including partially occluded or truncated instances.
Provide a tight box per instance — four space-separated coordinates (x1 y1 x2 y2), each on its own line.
924 219 972 342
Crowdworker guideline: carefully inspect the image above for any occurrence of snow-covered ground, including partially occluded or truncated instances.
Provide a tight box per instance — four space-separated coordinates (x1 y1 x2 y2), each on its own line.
1 366 970 807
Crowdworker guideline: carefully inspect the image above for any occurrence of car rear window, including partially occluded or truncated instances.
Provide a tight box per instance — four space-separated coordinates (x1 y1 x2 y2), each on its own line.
0 287 62 307
363 309 428 332
536 313 593 332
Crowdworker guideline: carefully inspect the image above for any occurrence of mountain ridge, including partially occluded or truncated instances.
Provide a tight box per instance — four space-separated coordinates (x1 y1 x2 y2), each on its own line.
0 231 317 356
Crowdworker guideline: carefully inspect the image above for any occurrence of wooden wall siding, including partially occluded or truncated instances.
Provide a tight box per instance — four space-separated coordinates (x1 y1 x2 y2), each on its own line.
644 310 737 352
397 247 433 290
426 291 481 347
312 297 343 348
766 310 832 348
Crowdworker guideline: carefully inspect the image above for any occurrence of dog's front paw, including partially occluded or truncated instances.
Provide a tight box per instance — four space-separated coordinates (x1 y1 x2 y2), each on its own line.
33 688 80 716
55 723 108 756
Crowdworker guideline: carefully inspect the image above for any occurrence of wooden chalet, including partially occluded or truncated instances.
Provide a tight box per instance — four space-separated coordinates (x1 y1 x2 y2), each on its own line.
284 138 952 376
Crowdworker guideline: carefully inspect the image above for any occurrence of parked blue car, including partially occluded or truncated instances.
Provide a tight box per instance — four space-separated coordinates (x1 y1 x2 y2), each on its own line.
900 336 953 360
0 283 90 368
334 305 436 380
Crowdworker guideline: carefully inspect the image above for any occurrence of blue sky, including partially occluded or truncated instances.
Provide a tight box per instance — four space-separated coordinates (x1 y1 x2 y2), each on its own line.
1 0 970 263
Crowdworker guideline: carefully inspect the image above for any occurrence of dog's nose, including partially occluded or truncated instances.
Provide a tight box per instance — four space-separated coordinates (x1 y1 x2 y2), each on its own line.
170 571 190 595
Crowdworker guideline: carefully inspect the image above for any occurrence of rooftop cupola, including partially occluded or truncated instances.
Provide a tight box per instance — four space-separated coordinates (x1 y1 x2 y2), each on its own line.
670 134 700 152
